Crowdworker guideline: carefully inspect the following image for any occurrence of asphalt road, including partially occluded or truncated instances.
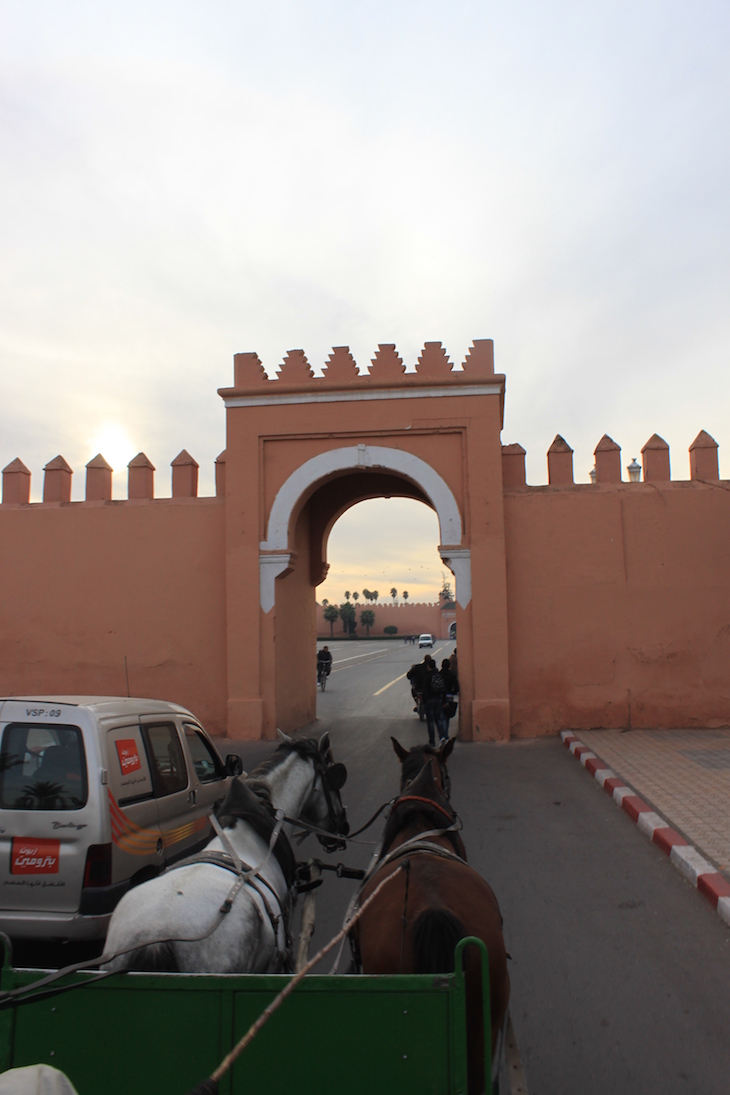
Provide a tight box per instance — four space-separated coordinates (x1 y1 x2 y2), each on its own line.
231 639 730 1095
13 639 730 1093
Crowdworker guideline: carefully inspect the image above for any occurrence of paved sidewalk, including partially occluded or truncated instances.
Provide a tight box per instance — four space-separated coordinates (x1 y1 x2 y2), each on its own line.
576 728 730 873
562 727 730 928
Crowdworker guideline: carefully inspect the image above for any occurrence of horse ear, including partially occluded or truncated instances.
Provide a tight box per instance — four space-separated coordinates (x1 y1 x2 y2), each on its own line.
216 773 245 817
276 728 293 744
391 737 409 762
318 732 331 755
439 738 456 762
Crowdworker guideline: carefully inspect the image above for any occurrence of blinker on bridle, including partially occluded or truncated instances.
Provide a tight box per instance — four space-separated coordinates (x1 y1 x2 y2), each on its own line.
312 751 349 849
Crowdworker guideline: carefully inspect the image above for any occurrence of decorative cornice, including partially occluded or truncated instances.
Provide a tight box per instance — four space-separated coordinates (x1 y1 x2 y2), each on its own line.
221 381 503 409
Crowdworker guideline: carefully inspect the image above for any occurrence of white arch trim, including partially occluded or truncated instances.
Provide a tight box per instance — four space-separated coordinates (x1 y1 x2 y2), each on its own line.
262 445 463 551
439 548 472 610
260 444 471 610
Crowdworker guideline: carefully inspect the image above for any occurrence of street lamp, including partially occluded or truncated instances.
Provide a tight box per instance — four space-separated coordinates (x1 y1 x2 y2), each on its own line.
627 458 641 483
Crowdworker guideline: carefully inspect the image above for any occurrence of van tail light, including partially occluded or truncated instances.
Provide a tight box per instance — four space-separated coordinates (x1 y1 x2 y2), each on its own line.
83 843 112 888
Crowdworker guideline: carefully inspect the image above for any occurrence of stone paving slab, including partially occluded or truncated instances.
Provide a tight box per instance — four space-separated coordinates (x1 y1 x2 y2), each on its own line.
576 728 730 873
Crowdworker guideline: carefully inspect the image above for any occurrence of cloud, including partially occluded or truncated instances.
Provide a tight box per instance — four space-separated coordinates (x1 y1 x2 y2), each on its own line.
1 0 729 509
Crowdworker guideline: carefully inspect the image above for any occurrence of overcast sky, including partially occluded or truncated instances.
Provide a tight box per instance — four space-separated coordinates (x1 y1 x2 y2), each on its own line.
2 2 729 604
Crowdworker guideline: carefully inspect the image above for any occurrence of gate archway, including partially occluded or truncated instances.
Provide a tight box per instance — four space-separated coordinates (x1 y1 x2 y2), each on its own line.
218 340 510 742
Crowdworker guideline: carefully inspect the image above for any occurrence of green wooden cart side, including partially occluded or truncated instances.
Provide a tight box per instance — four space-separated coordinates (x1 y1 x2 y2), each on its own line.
0 938 491 1095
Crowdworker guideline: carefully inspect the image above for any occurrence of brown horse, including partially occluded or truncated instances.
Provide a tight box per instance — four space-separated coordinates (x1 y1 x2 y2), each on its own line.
350 746 509 1095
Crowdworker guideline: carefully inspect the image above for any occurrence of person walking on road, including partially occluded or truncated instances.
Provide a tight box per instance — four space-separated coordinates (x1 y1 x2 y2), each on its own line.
423 657 447 746
438 657 459 742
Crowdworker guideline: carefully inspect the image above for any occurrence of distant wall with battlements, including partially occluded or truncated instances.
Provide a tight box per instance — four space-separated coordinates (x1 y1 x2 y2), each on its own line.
316 601 454 640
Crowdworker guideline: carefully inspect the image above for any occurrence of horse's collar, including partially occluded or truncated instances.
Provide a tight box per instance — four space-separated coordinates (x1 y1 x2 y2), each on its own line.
363 831 466 887
384 839 466 868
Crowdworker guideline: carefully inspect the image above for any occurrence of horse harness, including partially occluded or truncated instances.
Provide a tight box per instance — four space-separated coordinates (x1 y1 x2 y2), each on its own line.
163 749 348 971
166 811 293 971
344 797 466 974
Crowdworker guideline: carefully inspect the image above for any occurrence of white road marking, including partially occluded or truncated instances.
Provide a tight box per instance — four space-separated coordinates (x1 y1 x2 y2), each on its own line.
333 648 388 665
373 672 408 696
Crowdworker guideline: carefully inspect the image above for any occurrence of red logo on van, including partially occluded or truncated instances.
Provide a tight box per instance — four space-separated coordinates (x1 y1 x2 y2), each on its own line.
11 838 60 874
115 739 142 774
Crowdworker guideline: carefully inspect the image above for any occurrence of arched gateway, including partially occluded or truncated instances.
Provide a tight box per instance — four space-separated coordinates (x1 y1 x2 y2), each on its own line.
4 338 730 738
220 340 509 742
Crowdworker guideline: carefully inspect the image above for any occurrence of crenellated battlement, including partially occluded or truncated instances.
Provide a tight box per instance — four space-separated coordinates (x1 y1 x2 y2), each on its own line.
5 427 722 505
1 449 227 504
502 430 721 487
219 339 501 397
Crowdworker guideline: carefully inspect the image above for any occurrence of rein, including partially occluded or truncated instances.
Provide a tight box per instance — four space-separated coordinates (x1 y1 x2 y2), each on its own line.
285 798 388 845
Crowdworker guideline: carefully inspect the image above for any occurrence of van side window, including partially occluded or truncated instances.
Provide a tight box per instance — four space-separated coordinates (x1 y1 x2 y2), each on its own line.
184 725 224 783
0 724 88 811
144 723 188 797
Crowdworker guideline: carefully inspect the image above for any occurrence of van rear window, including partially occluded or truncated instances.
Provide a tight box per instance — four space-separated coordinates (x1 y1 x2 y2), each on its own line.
0 725 88 811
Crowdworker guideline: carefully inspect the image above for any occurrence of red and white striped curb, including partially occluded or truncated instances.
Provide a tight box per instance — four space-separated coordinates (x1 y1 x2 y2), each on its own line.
561 731 730 927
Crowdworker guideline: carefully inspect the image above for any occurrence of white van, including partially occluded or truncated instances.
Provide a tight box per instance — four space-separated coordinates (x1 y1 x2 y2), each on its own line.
0 696 242 942
418 634 434 648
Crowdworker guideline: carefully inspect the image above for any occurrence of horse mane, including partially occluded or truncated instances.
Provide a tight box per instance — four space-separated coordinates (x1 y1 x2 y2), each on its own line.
214 745 318 886
245 738 320 793
381 763 465 861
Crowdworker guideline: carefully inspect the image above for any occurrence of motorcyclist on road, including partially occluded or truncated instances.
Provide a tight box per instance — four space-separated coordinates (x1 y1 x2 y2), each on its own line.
407 654 432 712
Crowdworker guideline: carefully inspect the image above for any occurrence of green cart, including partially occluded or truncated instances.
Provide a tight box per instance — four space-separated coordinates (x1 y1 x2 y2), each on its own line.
0 937 492 1095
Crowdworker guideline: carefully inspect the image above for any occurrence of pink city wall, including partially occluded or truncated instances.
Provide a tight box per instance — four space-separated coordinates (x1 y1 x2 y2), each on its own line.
0 455 229 737
1 341 729 741
316 601 452 640
502 432 730 735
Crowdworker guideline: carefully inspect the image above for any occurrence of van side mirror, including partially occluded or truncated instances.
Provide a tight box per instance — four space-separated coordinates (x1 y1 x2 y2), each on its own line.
224 754 244 778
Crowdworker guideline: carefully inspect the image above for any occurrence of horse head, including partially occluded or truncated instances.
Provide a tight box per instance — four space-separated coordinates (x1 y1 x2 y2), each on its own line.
380 752 466 861
391 737 454 799
292 732 350 853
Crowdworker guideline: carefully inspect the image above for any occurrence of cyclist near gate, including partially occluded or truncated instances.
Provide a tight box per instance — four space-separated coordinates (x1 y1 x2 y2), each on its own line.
317 645 333 686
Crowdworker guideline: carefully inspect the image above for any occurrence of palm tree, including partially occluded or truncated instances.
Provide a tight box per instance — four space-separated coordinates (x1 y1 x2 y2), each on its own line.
352 591 359 603
390 587 398 603
403 591 409 601
339 602 356 635
360 608 375 637
322 598 329 606
344 591 351 601
372 590 379 602
323 604 340 637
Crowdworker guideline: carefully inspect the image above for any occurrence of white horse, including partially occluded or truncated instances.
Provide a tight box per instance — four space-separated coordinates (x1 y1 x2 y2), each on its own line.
102 733 348 974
